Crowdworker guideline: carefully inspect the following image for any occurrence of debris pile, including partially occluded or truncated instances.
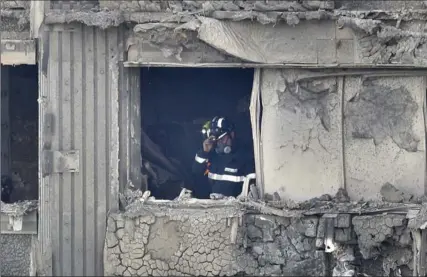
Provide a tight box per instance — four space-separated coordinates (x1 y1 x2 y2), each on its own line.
1 200 38 217
332 246 356 277
380 182 426 204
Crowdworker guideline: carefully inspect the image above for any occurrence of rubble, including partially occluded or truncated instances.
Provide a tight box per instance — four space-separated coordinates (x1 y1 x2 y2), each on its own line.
41 2 427 68
332 246 356 277
380 182 416 203
1 200 38 217
408 203 427 230
41 2 427 29
43 9 125 29
98 0 335 14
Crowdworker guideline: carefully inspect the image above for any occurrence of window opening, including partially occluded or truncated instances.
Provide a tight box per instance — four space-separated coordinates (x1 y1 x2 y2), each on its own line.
140 67 255 200
1 65 38 204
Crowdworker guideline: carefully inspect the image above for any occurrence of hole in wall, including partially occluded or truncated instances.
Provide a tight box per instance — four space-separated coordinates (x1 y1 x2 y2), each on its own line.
140 67 255 200
1 65 39 203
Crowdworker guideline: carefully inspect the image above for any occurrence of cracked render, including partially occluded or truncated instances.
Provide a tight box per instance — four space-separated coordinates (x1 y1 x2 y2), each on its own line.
104 205 327 276
104 195 421 277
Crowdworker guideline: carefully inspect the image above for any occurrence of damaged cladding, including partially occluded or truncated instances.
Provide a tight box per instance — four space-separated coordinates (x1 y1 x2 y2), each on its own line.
106 186 426 277
345 78 420 152
1 1 31 40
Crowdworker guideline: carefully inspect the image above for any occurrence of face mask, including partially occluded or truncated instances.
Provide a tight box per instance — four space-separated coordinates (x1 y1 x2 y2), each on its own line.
215 143 231 154
215 136 232 154
216 143 231 154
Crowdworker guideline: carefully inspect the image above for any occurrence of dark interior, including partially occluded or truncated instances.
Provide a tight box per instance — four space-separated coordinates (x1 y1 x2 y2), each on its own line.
1 65 38 203
140 67 254 199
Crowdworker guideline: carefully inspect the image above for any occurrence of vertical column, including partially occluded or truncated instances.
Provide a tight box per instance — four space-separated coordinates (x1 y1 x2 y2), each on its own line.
118 66 142 192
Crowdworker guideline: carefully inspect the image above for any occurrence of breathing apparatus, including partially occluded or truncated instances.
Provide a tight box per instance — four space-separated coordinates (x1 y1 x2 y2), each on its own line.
201 117 234 154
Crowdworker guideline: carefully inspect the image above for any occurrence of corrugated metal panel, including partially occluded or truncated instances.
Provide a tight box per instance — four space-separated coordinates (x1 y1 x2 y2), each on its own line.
39 24 121 276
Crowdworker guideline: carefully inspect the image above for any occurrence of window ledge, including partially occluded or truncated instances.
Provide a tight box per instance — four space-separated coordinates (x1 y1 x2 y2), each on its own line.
1 210 37 234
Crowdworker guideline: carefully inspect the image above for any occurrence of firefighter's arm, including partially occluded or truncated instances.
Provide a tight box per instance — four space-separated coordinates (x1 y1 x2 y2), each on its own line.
192 137 215 175
192 149 211 175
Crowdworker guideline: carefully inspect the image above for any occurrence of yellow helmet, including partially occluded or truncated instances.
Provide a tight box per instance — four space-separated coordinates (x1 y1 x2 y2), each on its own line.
201 120 211 138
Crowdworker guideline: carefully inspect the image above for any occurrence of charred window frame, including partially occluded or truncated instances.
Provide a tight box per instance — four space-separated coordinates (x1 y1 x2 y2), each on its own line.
118 66 263 203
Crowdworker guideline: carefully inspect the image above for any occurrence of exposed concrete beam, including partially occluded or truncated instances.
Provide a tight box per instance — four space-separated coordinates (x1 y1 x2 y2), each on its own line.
1 40 36 65
124 61 427 69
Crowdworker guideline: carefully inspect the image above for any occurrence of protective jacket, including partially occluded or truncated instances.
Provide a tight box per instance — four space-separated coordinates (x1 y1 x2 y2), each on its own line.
192 144 255 197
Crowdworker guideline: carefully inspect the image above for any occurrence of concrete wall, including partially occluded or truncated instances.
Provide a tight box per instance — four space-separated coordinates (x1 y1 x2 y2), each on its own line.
261 69 426 201
104 206 414 276
104 206 326 276
344 76 426 200
0 234 34 276
261 69 344 200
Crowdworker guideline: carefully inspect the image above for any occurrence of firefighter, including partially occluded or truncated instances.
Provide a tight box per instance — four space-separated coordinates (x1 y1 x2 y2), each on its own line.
192 116 255 198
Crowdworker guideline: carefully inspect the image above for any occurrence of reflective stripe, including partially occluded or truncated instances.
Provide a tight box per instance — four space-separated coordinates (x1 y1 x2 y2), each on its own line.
218 117 224 128
208 173 245 183
195 154 208 164
217 132 227 139
224 167 238 173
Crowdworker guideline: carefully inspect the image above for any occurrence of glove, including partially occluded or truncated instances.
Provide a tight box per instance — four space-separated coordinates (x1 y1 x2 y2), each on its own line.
203 137 215 152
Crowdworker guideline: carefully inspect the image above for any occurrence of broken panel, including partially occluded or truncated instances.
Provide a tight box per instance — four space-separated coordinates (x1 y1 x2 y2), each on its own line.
42 150 80 175
127 23 242 65
344 76 426 201
260 69 344 201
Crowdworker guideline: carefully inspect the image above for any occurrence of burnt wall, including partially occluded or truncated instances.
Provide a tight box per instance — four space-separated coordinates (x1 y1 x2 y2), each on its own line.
99 0 335 13
104 207 326 276
51 0 426 13
104 207 414 276
261 69 425 201
50 0 99 10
